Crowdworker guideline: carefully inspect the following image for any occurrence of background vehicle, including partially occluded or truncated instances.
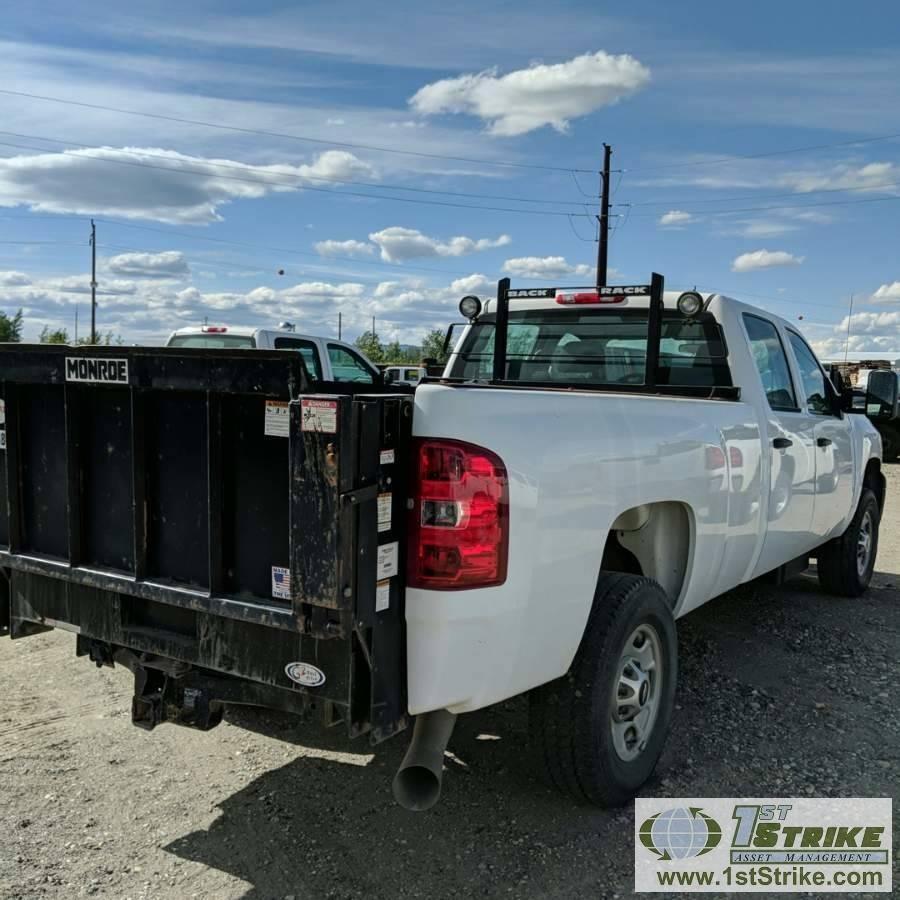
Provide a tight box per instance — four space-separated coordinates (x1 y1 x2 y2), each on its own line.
166 324 381 383
865 369 900 461
383 365 425 386
2 275 886 814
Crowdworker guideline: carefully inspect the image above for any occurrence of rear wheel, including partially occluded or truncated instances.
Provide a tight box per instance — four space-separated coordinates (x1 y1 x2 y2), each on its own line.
817 489 880 597
529 573 677 806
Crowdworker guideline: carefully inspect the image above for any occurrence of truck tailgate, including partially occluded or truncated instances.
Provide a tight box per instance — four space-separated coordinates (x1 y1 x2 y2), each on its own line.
0 345 411 743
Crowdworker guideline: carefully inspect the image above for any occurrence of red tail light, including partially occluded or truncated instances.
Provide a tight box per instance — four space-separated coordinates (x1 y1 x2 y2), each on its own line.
202 326 227 333
729 446 743 468
705 446 727 470
408 438 509 590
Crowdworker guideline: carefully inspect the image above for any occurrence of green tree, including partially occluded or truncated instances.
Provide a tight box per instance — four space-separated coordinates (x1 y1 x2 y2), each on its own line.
421 327 450 365
77 331 123 346
40 326 70 344
354 330 384 363
383 339 404 362
0 309 24 342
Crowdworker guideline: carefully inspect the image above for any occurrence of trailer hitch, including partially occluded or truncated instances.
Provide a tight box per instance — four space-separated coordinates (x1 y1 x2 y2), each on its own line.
130 664 223 733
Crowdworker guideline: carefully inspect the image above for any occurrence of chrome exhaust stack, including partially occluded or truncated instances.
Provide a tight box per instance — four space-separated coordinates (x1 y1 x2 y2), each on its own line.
392 710 457 811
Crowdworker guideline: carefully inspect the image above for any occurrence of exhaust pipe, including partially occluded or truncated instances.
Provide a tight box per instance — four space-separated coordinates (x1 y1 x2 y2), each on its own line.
392 710 457 811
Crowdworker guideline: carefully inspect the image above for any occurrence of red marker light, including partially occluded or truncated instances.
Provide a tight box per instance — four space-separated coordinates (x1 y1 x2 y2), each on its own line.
556 292 624 305
202 326 228 333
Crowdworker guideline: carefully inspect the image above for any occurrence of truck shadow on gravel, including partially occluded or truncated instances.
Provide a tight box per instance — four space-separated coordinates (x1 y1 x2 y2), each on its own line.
163 573 899 900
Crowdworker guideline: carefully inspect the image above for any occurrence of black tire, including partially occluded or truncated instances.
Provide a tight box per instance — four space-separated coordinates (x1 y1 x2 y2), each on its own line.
529 573 677 806
817 488 880 597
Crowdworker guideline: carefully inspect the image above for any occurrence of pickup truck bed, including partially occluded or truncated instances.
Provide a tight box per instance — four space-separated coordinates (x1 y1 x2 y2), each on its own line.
0 345 412 742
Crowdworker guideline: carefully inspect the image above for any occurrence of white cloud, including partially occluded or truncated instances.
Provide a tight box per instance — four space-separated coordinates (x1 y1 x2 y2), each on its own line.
368 227 510 262
0 270 31 286
780 161 899 194
735 220 798 239
731 249 805 273
105 250 190 279
449 273 491 295
409 50 650 136
314 239 375 258
501 256 593 279
871 282 900 303
44 275 138 296
658 210 693 227
0 147 375 224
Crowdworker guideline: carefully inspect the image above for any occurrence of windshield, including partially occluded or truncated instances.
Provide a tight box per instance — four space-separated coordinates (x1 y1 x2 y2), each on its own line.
449 308 731 388
167 334 256 349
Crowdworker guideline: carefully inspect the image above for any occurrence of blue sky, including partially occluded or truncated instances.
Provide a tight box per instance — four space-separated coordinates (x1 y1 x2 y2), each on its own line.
1 0 899 358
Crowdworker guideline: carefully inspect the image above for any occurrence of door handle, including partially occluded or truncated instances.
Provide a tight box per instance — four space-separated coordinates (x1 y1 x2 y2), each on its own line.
772 437 793 449
817 437 832 447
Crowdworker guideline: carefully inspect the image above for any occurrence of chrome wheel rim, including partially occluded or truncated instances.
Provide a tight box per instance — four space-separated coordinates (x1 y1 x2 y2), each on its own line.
611 624 663 762
857 510 874 578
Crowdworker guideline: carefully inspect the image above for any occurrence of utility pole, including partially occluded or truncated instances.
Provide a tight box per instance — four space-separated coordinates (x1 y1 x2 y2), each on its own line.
89 219 97 345
74 306 78 344
596 143 612 288
372 315 376 337
338 312 342 340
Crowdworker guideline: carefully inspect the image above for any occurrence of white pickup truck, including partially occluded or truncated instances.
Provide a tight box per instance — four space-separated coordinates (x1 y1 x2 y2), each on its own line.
0 274 885 814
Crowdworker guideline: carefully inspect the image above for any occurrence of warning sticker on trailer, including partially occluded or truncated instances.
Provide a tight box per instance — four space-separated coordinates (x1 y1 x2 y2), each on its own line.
379 448 395 465
0 430 5 451
301 398 338 433
376 542 398 580
375 579 390 612
271 566 291 600
377 493 392 532
264 401 290 438
0 399 5 425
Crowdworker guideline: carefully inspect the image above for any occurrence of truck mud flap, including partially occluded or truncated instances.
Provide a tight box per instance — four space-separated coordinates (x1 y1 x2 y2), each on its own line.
0 346 412 743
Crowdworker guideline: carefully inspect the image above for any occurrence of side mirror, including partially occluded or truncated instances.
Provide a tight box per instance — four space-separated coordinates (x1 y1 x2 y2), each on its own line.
383 369 396 384
865 370 900 420
839 387 865 414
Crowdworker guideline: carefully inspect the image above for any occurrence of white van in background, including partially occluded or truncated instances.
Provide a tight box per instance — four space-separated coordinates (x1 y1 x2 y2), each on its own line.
165 324 381 383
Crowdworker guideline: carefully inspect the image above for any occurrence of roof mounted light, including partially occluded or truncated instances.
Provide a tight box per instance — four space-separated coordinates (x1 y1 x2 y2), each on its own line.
676 291 704 317
459 295 482 320
202 325 227 333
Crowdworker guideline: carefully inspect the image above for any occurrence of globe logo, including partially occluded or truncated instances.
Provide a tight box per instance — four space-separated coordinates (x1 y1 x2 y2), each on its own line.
639 807 722 860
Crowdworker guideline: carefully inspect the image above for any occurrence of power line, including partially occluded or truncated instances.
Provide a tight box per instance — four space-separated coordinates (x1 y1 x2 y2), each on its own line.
626 130 900 174
622 191 900 219
0 137 595 219
0 87 595 174
0 129 593 208
618 178 900 209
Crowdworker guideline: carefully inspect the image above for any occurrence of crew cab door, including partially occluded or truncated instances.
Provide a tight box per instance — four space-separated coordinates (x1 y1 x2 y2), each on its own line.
785 330 854 540
743 314 817 575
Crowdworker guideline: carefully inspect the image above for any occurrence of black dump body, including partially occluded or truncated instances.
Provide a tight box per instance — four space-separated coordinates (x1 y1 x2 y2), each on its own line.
0 345 412 743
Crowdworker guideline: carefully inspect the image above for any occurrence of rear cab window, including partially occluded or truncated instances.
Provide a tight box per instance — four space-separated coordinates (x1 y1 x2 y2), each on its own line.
168 334 256 349
449 308 732 389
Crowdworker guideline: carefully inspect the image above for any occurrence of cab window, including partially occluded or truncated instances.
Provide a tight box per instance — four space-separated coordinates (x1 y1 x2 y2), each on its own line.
403 368 422 382
743 314 798 411
273 337 323 380
787 331 832 416
327 345 376 383
168 334 255 349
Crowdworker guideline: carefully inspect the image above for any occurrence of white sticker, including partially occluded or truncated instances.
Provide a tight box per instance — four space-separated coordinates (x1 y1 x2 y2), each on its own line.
377 493 392 533
0 399 5 426
271 565 291 600
376 542 399 580
379 448 395 465
0 429 5 451
285 662 326 687
65 357 129 384
375 579 390 612
301 398 338 433
264 401 290 438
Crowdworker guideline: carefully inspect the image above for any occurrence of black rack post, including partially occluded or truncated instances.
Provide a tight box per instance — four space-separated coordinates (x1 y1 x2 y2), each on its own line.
492 277 510 382
644 272 664 389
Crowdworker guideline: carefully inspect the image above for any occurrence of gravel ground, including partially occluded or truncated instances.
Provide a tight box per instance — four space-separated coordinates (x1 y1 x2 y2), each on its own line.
1 465 898 900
